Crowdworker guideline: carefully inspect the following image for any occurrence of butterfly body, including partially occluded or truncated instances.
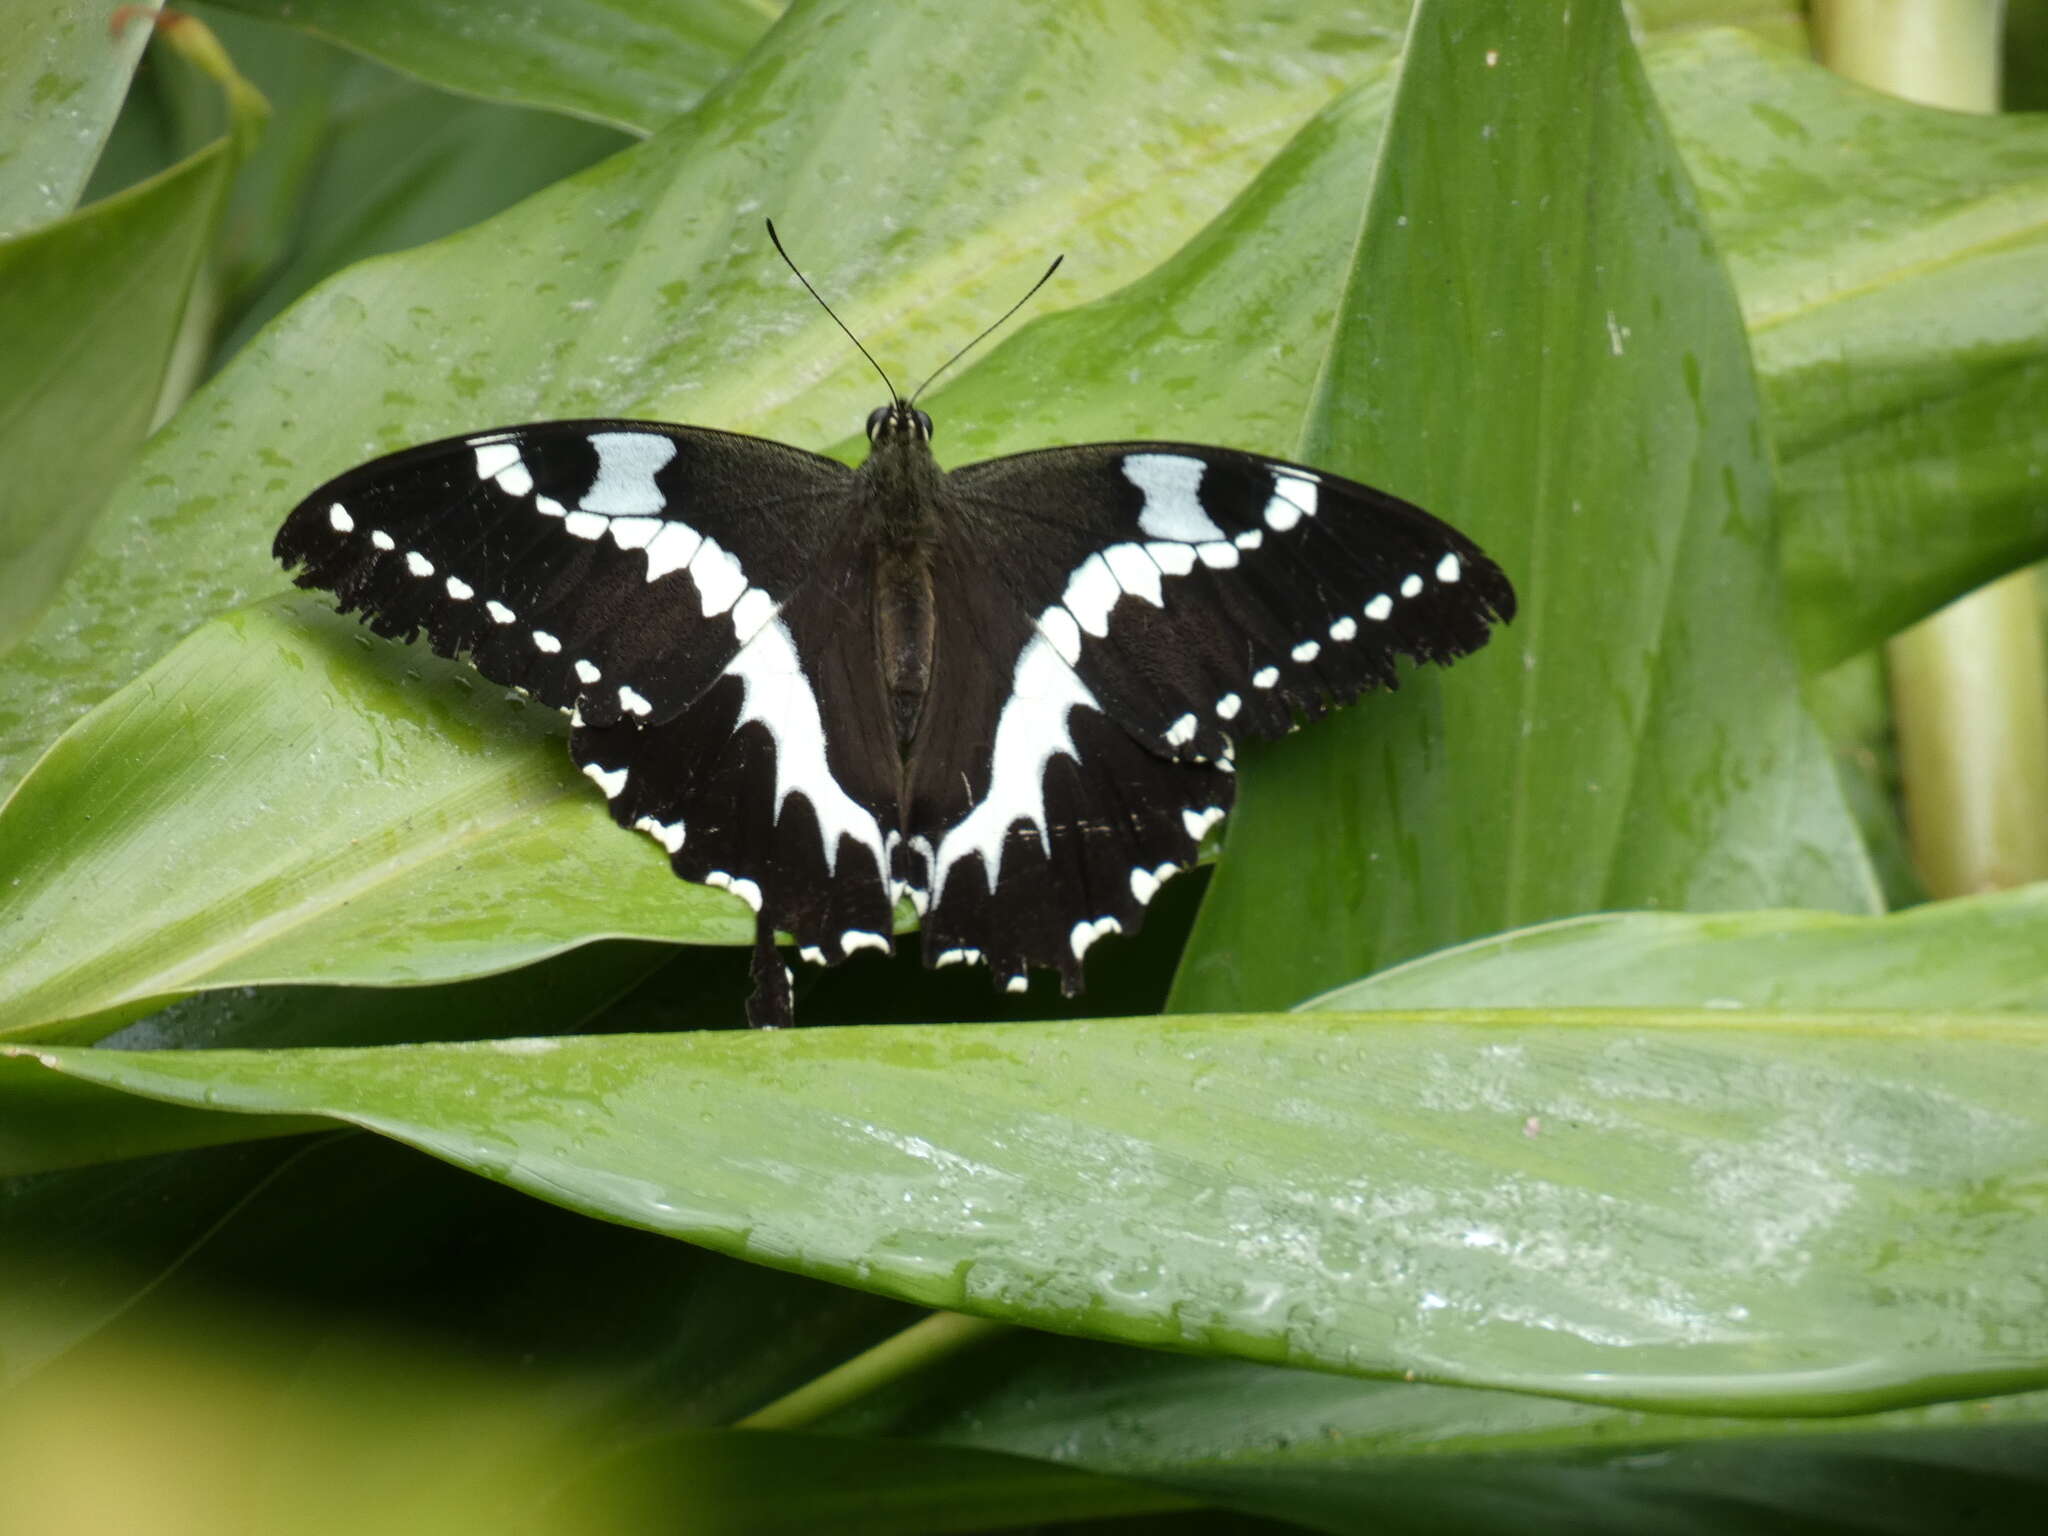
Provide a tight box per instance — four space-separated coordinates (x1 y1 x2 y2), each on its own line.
277 396 1514 1028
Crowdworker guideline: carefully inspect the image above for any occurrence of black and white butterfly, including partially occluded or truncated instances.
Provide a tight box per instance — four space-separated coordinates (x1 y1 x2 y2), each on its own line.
275 236 1514 1028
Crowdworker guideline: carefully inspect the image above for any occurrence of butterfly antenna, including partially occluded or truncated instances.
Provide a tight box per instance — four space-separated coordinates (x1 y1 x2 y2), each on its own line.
766 219 900 400
909 253 1064 406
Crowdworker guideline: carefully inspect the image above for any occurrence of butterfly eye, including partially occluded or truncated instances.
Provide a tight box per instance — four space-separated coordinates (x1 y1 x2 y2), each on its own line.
865 406 891 441
914 410 934 440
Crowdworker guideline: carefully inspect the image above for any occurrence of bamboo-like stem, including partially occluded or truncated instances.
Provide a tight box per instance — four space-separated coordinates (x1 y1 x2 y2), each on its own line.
1812 0 2048 898
734 1313 1009 1431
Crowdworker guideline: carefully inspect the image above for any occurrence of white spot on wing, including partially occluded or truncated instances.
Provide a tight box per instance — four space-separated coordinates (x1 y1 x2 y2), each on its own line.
1365 594 1393 621
1103 542 1165 608
936 947 983 968
618 685 652 716
731 587 776 640
486 600 516 624
1266 473 1317 531
1195 541 1239 569
1183 806 1225 841
1038 605 1083 666
496 463 534 499
445 576 473 601
583 762 627 799
644 522 704 582
689 538 748 616
1069 915 1121 959
564 511 607 541
1252 666 1279 688
1146 541 1197 576
1401 573 1424 598
473 442 520 480
633 815 685 853
609 516 660 550
1437 552 1463 583
1129 861 1177 905
405 551 434 578
1217 693 1241 719
1292 640 1320 662
1233 528 1263 551
1124 453 1223 542
1165 713 1197 747
1005 975 1029 995
1063 553 1122 637
575 659 601 685
800 946 826 965
1329 616 1357 642
582 432 677 515
841 930 890 957
371 530 395 551
328 503 353 533
532 630 562 653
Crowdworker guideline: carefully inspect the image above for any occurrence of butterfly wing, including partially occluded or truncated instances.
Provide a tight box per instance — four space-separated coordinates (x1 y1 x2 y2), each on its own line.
275 421 856 729
277 421 888 1027
909 442 1514 991
570 531 902 1027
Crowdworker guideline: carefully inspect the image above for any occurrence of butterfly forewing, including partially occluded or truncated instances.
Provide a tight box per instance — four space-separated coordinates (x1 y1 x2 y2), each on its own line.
274 421 856 727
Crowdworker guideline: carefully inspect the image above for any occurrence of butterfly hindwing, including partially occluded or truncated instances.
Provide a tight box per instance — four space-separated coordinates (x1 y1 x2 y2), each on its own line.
274 421 856 727
903 526 1237 993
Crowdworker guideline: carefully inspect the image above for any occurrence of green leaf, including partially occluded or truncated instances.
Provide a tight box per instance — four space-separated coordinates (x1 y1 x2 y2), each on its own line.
0 939 676 1171
1650 30 2048 670
1314 883 2048 1012
0 599 748 1041
0 14 268 655
1170 2 1874 1014
11 1007 2048 1415
208 0 780 135
0 140 235 654
0 0 157 234
841 1333 2048 1535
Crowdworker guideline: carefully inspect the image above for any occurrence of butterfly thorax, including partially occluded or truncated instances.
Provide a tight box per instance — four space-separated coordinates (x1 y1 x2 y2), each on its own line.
858 400 943 750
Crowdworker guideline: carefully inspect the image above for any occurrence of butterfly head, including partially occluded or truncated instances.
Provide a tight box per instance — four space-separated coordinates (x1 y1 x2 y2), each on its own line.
866 400 934 444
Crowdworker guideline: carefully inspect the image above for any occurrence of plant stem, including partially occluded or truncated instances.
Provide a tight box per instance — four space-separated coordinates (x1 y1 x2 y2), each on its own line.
734 1313 1010 1431
1812 0 2048 897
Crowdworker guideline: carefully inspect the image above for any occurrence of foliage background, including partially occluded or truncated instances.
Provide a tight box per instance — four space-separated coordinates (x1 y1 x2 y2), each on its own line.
2 0 2047 1529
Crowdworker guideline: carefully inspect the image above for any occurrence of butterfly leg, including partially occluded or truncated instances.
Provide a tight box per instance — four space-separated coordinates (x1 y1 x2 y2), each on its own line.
745 918 794 1029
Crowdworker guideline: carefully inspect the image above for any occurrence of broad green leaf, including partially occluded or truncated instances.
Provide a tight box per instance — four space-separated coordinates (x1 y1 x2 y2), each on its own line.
840 1333 2048 1536
1652 30 2048 670
0 0 157 234
1170 2 1874 1014
0 599 750 1041
0 939 677 1169
1314 884 2048 1012
0 15 266 654
0 142 233 653
209 0 780 135
11 1007 2048 1414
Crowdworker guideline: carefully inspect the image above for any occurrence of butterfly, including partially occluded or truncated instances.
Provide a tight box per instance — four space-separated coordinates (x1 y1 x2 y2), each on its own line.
274 227 1515 1028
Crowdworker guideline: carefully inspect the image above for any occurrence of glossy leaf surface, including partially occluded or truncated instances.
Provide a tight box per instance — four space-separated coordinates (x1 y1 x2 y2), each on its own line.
1316 884 2048 1012
0 0 156 233
11 1006 2048 1415
209 0 780 134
